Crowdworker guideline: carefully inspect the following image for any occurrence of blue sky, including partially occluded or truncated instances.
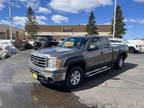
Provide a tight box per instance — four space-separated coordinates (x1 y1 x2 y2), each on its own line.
0 0 144 39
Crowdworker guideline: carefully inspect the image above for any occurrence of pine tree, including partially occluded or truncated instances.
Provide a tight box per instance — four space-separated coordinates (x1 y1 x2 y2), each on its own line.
86 11 98 35
111 5 126 38
25 6 39 40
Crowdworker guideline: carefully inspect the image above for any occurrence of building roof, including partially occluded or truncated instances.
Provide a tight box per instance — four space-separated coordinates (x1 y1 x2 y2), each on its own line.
38 25 111 32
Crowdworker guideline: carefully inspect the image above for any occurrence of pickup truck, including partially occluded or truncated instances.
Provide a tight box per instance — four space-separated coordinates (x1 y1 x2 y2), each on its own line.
29 36 128 89
127 40 144 53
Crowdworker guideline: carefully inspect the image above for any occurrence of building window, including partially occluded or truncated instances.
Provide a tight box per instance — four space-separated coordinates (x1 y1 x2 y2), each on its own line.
12 33 16 40
0 32 6 39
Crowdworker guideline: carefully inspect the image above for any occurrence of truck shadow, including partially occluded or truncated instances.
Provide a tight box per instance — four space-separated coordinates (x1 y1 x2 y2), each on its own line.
42 62 138 92
75 62 138 91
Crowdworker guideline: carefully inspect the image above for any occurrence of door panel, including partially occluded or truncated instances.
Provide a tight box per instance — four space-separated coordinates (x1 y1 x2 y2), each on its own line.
101 47 113 64
86 50 104 68
100 37 113 65
85 37 105 71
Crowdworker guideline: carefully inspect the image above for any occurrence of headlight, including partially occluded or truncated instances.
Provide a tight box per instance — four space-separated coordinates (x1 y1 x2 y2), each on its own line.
48 57 61 71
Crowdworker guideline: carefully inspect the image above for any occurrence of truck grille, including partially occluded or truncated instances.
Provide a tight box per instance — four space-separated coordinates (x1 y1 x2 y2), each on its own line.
31 55 47 67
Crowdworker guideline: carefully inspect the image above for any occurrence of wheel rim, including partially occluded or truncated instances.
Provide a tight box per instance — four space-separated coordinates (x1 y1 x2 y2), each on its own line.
70 70 81 86
119 58 123 68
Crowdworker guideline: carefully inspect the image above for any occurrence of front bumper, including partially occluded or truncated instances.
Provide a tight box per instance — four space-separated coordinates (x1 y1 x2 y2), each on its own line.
29 63 66 83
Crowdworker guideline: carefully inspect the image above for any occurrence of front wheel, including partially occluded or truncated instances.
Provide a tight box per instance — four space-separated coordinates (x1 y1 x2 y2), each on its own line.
114 56 124 69
128 47 136 53
65 66 84 90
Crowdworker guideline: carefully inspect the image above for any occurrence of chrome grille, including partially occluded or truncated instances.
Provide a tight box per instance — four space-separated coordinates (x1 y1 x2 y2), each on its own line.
31 55 47 67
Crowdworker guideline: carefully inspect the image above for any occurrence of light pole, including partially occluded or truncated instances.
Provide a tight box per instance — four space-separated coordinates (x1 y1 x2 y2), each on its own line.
113 0 117 39
9 0 12 41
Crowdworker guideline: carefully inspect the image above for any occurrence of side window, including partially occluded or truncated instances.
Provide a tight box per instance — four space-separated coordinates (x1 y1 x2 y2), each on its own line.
100 38 110 49
88 37 101 50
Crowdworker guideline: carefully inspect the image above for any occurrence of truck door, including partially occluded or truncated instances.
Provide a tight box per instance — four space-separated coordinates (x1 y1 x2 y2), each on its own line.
86 37 105 70
100 37 113 66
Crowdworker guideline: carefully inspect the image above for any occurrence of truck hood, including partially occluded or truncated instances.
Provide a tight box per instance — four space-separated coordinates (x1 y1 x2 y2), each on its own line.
37 47 79 57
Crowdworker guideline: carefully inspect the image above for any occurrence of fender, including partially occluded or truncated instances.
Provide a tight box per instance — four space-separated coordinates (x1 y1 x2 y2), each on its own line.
64 55 86 70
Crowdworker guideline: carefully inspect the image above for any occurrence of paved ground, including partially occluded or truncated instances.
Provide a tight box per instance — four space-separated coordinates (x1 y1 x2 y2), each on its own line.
0 50 144 108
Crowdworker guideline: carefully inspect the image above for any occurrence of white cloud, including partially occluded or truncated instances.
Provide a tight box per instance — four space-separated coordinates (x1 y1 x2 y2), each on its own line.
0 0 6 11
38 7 52 14
0 15 48 28
51 15 69 24
133 0 144 2
0 17 26 27
49 0 112 13
36 16 47 25
36 16 47 20
125 18 144 24
12 16 47 27
0 19 9 25
13 16 26 27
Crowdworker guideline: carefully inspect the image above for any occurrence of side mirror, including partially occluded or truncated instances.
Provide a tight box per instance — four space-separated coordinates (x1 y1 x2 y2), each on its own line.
88 45 99 51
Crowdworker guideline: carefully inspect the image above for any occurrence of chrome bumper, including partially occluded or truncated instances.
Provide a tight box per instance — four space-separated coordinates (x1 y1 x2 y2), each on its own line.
29 63 66 83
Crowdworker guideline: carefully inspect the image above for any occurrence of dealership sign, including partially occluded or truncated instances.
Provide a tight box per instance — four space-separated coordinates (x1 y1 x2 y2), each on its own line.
62 27 73 32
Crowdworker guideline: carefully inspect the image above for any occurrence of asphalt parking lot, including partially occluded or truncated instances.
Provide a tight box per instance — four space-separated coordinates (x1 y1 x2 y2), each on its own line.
0 50 144 108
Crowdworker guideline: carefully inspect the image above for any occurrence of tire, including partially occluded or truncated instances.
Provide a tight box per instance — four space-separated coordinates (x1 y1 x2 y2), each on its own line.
114 56 124 69
128 47 136 53
65 66 84 90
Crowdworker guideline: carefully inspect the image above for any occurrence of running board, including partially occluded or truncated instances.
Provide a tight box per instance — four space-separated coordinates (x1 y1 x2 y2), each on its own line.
86 67 111 77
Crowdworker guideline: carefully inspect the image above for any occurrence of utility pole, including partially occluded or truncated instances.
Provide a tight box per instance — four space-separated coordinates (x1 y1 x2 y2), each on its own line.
113 0 117 39
9 0 12 40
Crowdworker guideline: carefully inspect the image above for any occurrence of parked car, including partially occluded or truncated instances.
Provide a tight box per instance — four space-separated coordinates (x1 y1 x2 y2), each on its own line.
29 36 128 89
0 47 7 59
109 38 128 51
28 40 34 46
127 39 144 53
33 36 59 49
0 40 17 54
13 40 33 51
0 45 12 59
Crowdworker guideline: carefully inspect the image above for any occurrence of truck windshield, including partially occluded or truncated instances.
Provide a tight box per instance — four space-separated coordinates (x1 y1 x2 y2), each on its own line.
59 37 88 49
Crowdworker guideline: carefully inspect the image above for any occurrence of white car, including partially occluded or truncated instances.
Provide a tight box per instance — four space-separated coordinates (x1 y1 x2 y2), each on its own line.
109 38 128 51
0 46 12 59
0 40 18 54
127 40 144 53
0 47 7 59
110 38 144 53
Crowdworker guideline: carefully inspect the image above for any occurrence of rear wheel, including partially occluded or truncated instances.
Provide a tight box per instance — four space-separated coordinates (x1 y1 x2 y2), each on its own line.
114 56 124 69
128 47 136 53
65 66 84 90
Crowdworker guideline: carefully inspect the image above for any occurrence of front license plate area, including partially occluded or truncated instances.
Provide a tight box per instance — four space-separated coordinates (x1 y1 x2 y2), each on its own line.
32 73 38 79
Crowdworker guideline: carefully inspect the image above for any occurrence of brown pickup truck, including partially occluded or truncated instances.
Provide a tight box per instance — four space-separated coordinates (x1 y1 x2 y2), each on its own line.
29 36 128 89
